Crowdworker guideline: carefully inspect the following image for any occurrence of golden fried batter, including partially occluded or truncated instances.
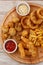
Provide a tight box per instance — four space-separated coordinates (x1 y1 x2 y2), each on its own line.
22 30 28 37
18 42 25 58
9 28 16 36
37 8 43 19
21 16 38 29
12 17 20 23
30 10 43 24
15 23 22 31
2 25 9 33
8 22 14 28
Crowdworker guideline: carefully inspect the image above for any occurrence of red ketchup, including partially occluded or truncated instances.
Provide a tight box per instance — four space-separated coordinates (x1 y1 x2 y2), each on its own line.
5 40 16 52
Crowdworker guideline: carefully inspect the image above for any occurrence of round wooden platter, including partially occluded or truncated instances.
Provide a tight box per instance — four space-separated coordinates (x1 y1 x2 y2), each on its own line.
0 3 43 64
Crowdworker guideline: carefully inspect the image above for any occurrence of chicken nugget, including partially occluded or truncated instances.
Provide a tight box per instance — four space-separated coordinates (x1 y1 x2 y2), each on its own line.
9 28 16 36
12 17 20 23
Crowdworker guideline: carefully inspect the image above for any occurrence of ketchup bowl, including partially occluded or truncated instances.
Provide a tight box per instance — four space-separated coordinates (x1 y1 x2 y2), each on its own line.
3 39 17 53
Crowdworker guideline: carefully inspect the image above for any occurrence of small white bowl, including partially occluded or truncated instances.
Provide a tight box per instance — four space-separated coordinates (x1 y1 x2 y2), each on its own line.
16 1 30 16
3 39 17 53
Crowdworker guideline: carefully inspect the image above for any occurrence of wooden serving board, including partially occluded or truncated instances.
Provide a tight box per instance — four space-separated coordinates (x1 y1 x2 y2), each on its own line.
0 3 43 64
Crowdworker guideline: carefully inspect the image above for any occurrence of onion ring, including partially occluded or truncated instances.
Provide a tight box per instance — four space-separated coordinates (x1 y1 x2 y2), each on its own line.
21 16 29 28
30 10 43 24
21 16 38 29
37 8 43 19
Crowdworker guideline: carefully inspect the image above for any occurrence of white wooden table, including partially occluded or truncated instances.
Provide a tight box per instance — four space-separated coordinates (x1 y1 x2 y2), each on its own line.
0 1 43 65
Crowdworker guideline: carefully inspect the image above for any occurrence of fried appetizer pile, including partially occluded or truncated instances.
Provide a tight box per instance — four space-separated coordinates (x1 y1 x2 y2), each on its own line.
2 8 43 58
2 17 20 41
21 16 38 29
18 37 38 58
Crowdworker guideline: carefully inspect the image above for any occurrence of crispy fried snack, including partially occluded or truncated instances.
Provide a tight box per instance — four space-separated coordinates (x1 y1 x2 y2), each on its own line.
35 28 43 35
12 17 20 23
41 41 43 47
30 10 43 24
9 28 16 36
29 30 37 44
2 33 8 41
21 36 37 57
27 41 38 58
21 36 29 44
15 23 22 31
35 29 43 47
7 21 14 28
21 16 29 28
18 42 25 58
21 16 38 29
22 30 28 37
37 8 43 19
25 50 31 56
20 41 28 49
2 25 9 33
39 22 43 30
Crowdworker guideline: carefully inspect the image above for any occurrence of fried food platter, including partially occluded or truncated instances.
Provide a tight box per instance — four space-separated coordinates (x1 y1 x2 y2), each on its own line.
0 3 43 64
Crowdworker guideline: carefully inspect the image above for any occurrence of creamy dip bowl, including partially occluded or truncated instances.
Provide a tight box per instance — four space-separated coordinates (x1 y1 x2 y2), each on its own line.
16 1 30 16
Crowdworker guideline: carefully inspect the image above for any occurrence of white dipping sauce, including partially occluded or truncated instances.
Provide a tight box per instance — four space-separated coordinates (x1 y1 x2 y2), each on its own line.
18 4 28 15
16 1 30 16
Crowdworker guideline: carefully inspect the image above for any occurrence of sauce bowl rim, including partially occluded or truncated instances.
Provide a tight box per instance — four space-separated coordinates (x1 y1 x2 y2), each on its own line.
3 39 17 53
